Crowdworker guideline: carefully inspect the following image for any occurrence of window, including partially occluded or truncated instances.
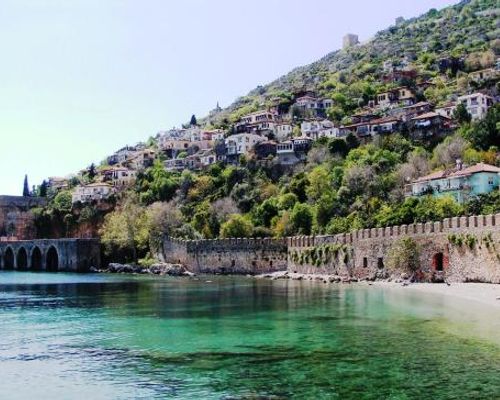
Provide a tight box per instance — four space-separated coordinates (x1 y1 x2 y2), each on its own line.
488 177 494 185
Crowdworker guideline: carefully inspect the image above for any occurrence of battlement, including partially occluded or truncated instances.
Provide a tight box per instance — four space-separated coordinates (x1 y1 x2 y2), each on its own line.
287 214 500 248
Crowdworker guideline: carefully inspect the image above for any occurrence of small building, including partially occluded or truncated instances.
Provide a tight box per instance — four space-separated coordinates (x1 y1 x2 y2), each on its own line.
47 177 69 192
435 103 457 119
125 149 157 170
301 119 340 139
276 137 313 166
406 162 500 203
107 146 137 165
458 93 494 121
468 68 498 83
72 183 114 204
409 112 453 139
164 158 186 172
343 33 359 49
199 149 217 167
236 110 279 136
275 123 293 141
101 167 137 189
225 133 266 163
254 140 277 159
376 86 415 108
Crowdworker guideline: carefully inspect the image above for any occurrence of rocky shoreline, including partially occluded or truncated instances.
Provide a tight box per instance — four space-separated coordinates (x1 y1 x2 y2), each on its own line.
256 270 416 285
91 262 196 277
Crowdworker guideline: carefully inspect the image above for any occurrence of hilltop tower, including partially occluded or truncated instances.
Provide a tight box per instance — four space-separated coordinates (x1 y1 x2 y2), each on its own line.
343 34 359 49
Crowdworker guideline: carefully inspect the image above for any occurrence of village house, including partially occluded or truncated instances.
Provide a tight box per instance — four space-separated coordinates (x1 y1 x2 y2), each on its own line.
301 119 340 139
409 112 453 139
236 110 279 136
47 177 69 192
225 133 266 163
376 86 415 108
199 149 217 167
254 140 277 159
274 123 293 141
101 167 137 189
164 158 186 172
468 68 498 83
389 101 433 121
457 93 494 121
107 146 137 165
72 183 114 204
435 103 457 119
276 137 313 165
343 117 400 138
294 95 334 112
406 161 500 204
124 149 157 170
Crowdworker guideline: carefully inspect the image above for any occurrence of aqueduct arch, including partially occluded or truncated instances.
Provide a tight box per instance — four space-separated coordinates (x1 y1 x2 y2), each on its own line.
31 247 42 270
0 239 100 273
4 247 14 269
16 247 28 270
46 246 59 272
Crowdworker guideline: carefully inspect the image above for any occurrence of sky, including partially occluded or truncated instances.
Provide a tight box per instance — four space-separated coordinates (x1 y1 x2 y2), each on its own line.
0 0 458 195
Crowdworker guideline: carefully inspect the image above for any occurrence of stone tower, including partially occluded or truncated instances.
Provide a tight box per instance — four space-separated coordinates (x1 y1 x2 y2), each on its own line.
343 34 359 49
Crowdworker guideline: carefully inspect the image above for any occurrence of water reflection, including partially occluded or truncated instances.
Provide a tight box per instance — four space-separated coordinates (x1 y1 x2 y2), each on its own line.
0 272 499 399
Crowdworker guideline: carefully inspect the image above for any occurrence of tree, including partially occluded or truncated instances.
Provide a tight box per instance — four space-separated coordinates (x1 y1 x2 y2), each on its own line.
23 175 30 197
220 214 253 238
87 163 97 180
39 180 48 197
453 103 471 125
386 237 420 276
53 190 72 214
461 104 499 151
329 138 349 157
190 114 197 126
290 203 313 235
346 133 360 150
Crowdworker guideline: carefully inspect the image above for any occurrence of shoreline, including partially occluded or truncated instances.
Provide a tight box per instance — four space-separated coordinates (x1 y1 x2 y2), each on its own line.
257 271 500 309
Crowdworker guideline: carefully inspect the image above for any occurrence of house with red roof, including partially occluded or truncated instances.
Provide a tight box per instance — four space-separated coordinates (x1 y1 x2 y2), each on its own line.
406 162 500 203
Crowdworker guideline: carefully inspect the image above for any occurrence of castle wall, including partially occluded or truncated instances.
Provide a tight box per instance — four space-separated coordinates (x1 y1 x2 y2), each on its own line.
161 237 288 274
161 214 500 282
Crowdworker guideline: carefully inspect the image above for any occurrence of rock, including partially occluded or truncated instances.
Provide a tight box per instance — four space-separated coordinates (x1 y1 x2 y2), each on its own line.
89 266 100 273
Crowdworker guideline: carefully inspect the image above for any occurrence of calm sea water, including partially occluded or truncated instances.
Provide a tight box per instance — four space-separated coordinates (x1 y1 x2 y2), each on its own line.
1 272 500 399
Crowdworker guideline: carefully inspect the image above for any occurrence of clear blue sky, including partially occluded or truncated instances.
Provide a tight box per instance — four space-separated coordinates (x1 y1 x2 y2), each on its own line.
0 0 457 195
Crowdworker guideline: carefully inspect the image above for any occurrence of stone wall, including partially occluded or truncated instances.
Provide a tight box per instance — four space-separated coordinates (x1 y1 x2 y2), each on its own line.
161 237 288 274
288 214 500 283
162 214 500 282
0 196 47 240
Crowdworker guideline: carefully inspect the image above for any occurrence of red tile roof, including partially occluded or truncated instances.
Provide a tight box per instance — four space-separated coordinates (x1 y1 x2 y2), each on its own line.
414 163 500 183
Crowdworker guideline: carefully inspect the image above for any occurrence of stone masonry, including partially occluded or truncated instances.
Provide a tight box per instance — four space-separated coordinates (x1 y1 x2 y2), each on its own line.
162 214 500 283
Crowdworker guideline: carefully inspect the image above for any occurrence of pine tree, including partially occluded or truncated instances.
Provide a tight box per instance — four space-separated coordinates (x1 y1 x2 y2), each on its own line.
190 114 197 126
22 174 30 197
39 180 48 197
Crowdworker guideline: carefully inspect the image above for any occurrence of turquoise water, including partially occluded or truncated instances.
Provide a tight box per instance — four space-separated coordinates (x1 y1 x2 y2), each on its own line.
1 272 500 399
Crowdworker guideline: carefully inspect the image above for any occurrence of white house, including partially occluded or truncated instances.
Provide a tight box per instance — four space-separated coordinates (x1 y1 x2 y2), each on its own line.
225 133 266 158
301 119 340 139
457 93 494 121
101 167 137 189
72 183 114 204
275 123 293 140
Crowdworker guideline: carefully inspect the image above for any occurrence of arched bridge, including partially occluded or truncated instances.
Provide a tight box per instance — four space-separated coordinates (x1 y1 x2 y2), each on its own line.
0 239 100 272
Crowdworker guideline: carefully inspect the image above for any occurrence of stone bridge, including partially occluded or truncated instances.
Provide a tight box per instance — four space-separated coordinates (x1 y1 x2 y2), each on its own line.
0 239 101 272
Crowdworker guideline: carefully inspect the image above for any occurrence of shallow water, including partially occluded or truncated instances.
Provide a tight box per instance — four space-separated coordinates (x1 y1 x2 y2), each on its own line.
0 272 499 399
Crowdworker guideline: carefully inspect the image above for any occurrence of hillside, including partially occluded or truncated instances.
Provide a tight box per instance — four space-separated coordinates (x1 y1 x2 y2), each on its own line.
26 0 500 266
205 0 498 127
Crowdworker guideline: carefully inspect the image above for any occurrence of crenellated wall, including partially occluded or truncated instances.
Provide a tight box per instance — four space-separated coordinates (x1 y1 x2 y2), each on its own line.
287 214 500 283
162 214 500 282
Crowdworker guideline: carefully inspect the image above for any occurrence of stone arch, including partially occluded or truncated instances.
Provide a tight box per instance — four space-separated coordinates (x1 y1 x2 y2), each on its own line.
16 247 28 270
46 246 59 272
4 247 14 269
31 246 43 270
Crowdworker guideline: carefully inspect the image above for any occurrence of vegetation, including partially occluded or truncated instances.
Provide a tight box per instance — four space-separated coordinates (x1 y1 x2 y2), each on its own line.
386 238 420 274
